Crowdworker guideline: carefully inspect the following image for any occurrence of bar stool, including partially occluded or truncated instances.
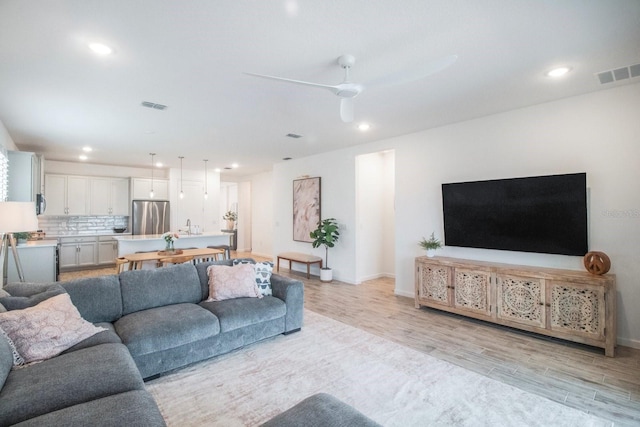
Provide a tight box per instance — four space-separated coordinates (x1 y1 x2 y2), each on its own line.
159 255 194 267
207 245 230 260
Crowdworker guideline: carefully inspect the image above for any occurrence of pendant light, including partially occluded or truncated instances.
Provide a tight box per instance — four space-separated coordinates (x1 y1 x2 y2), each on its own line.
179 156 185 199
149 153 156 198
203 159 209 200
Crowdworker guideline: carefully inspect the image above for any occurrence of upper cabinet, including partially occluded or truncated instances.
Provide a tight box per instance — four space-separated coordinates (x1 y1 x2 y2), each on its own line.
131 178 169 200
90 177 130 215
45 174 90 215
45 174 130 216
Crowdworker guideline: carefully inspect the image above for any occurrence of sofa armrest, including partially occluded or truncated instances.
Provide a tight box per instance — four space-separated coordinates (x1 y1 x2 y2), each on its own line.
270 274 304 333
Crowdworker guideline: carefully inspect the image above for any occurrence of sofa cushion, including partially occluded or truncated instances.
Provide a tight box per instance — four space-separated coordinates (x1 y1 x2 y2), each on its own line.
2 282 59 297
62 275 123 323
0 293 106 363
0 284 66 310
62 322 122 354
11 390 166 427
206 264 263 302
0 328 16 389
119 263 202 315
0 343 145 426
115 303 220 357
199 296 286 332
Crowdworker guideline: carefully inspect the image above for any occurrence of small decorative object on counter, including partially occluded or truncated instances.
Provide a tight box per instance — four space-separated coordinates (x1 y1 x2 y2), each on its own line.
583 251 611 275
13 232 32 244
223 211 237 230
419 232 443 257
162 232 180 253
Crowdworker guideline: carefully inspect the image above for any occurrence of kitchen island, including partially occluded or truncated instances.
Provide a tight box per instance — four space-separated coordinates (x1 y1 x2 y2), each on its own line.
7 240 58 283
114 232 233 257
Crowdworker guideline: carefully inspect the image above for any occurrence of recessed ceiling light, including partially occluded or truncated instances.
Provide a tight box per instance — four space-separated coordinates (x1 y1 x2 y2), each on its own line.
155 162 163 168
358 123 371 131
231 163 239 169
546 67 572 77
214 168 221 173
79 154 88 161
82 146 92 152
88 43 113 55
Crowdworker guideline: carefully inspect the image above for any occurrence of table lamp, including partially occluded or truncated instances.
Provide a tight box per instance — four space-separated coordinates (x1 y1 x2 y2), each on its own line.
0 201 39 285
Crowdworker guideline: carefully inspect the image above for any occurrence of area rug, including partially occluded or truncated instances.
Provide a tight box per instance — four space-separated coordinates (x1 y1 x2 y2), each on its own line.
146 310 610 426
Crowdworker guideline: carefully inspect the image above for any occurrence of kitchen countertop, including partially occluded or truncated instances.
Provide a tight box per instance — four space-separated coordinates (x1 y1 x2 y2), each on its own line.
18 239 59 248
50 233 132 238
113 231 230 241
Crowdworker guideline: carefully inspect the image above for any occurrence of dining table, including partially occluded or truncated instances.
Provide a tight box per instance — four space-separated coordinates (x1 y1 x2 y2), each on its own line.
120 247 225 271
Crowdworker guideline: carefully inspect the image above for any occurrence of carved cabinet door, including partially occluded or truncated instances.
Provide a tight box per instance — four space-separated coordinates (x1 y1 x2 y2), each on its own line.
417 263 452 307
496 274 546 328
452 268 492 317
548 281 606 340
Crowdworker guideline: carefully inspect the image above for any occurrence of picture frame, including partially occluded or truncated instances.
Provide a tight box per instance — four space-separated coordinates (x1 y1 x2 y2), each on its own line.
293 177 321 242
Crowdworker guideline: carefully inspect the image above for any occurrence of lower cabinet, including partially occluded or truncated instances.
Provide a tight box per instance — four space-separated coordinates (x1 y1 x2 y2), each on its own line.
415 256 616 356
7 242 58 282
59 236 119 271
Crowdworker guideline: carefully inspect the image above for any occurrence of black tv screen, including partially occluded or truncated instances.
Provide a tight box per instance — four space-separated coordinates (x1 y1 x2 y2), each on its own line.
442 173 588 256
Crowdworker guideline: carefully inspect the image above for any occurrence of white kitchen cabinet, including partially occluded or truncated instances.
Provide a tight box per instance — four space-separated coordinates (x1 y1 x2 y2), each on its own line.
132 178 169 200
98 236 118 265
58 236 97 270
44 174 90 215
7 241 57 282
90 177 130 215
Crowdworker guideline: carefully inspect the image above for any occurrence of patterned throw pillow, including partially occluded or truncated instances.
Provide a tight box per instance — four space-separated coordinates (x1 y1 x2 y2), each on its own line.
0 293 106 364
206 264 263 302
232 260 274 296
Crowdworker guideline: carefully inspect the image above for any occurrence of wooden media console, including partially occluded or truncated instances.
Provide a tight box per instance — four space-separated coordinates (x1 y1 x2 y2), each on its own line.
415 256 617 356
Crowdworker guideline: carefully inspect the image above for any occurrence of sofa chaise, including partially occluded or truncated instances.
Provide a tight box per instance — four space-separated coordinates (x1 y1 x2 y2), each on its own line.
0 259 304 426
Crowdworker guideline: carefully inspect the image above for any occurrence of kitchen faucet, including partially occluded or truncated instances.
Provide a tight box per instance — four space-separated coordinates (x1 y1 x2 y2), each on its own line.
186 219 191 235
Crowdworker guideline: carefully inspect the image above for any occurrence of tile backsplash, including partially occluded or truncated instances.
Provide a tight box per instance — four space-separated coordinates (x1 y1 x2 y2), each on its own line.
37 215 129 236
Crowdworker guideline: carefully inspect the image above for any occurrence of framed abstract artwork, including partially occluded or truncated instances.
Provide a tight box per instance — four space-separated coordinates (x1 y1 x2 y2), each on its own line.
293 177 321 242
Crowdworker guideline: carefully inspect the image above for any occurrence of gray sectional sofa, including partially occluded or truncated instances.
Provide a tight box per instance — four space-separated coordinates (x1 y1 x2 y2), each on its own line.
0 259 304 426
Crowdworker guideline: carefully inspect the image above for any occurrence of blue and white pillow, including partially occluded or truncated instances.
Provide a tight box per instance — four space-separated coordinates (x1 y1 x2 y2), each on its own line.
232 260 274 296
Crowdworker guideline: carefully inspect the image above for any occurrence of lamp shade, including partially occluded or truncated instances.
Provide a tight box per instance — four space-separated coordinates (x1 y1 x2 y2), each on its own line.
0 202 39 233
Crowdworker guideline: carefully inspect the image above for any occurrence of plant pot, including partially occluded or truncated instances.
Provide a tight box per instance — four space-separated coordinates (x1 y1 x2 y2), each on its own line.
320 268 333 282
426 249 436 258
226 220 235 230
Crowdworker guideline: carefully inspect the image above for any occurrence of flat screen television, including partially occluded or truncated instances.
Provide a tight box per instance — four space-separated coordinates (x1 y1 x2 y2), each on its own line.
442 173 588 256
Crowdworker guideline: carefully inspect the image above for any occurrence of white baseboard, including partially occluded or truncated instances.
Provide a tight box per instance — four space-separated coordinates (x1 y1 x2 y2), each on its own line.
248 251 272 259
394 289 414 298
616 337 640 350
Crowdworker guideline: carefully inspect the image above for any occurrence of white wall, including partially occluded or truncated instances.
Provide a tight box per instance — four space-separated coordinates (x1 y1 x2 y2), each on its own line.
250 171 273 258
272 82 640 348
355 150 395 282
0 119 17 151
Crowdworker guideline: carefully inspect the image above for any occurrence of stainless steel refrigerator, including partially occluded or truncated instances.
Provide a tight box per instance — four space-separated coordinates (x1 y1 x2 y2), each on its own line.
131 200 170 235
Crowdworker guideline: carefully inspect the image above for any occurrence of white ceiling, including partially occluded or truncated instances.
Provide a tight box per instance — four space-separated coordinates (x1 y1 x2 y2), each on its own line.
1 0 639 177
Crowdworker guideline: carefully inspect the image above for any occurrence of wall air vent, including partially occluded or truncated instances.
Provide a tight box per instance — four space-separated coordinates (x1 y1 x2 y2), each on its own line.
596 63 640 85
286 133 302 139
141 101 168 110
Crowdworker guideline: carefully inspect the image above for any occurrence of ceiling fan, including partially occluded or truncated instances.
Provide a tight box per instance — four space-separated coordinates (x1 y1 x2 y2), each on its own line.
245 54 458 123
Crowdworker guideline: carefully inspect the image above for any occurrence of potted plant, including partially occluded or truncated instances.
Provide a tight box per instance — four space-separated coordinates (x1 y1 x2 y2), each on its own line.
223 211 237 230
419 232 442 257
310 218 340 282
13 232 31 245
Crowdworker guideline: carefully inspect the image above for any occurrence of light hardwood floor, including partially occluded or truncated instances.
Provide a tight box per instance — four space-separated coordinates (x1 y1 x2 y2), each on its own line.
60 253 640 426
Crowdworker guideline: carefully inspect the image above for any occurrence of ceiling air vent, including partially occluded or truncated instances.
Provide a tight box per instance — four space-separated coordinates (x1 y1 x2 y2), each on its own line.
596 62 640 85
286 133 302 139
141 101 168 110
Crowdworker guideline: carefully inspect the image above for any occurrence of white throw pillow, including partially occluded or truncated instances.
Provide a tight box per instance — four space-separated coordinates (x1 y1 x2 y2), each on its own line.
0 293 105 364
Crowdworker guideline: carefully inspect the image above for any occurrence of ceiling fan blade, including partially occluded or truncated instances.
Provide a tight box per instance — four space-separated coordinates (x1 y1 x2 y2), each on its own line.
366 54 458 88
340 98 355 123
244 72 339 92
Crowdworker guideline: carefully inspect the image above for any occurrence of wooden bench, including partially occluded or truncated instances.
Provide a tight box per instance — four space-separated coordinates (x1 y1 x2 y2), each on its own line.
277 252 323 279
